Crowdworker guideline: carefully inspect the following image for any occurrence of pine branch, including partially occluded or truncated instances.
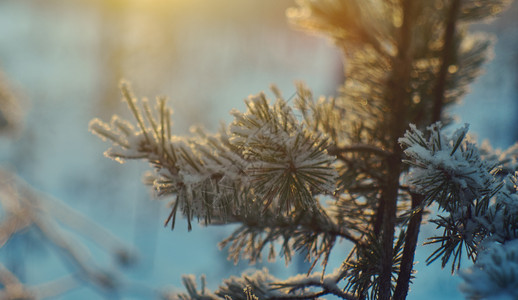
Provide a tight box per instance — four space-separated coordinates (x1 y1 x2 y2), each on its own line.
91 84 338 228
460 239 518 299
343 231 406 299
219 207 360 272
400 123 518 277
271 268 359 300
266 291 326 299
169 268 360 300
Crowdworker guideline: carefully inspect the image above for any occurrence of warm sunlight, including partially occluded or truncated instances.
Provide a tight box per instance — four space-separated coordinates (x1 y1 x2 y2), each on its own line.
120 0 232 14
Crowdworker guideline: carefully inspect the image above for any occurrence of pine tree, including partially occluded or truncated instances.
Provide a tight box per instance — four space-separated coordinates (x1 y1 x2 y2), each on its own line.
91 0 517 299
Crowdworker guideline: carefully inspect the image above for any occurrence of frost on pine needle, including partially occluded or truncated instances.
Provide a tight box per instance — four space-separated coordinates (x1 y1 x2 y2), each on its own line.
399 122 494 210
215 268 284 300
460 240 518 300
230 92 337 212
167 267 357 300
90 83 337 230
164 268 286 300
400 122 518 272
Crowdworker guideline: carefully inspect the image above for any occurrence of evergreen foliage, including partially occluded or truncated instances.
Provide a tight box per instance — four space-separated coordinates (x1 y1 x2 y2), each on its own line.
91 0 517 299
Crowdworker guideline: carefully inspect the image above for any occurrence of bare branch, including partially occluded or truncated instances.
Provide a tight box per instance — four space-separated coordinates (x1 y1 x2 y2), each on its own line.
271 269 359 300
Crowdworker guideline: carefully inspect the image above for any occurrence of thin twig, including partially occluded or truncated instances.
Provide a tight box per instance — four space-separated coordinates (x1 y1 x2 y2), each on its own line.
271 271 359 300
267 290 327 300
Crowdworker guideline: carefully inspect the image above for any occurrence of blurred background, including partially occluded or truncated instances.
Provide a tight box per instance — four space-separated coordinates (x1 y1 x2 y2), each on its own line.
0 0 516 299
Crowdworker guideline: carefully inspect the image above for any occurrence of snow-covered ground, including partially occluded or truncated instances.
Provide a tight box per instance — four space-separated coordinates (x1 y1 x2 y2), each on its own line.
0 1 516 299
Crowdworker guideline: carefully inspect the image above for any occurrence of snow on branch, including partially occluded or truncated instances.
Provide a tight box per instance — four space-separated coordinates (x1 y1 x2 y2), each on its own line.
166 267 360 300
229 91 337 212
164 269 288 300
90 82 337 229
400 122 518 273
460 239 518 299
399 122 495 210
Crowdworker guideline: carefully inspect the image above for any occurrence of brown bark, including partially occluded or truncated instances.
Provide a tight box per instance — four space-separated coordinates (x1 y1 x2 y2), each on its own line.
394 1 461 298
378 0 415 298
393 194 424 300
